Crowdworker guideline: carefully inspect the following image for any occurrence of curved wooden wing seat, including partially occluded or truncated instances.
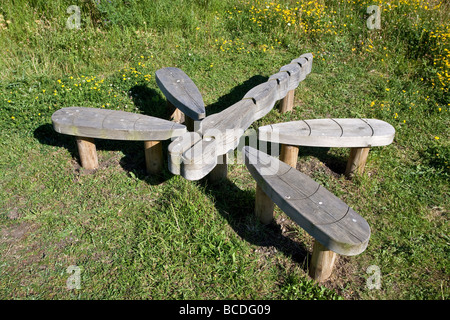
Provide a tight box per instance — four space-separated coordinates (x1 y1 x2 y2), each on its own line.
52 107 186 173
155 67 206 131
243 146 371 281
258 118 395 176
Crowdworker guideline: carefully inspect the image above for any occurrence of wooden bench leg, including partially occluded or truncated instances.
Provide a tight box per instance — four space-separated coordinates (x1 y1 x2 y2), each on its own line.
309 241 337 282
185 116 195 132
345 147 370 177
280 144 299 168
279 89 295 113
144 141 163 175
255 184 274 225
208 154 228 183
76 137 98 170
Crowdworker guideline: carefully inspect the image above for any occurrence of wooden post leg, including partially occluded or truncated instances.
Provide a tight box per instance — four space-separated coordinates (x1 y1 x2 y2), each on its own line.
309 241 337 282
76 137 98 170
255 184 274 225
345 147 370 177
208 154 227 183
279 89 295 113
280 144 299 168
144 141 163 175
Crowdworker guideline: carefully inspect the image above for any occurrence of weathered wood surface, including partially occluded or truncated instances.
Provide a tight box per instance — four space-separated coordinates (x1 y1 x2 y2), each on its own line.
155 67 206 121
167 132 202 175
280 144 299 168
181 137 217 181
345 147 371 176
279 63 303 92
144 140 163 174
255 183 275 225
258 118 395 148
243 146 370 256
199 99 256 156
292 52 313 77
76 137 98 170
279 89 294 113
268 71 290 101
242 80 278 119
168 53 313 180
52 107 187 141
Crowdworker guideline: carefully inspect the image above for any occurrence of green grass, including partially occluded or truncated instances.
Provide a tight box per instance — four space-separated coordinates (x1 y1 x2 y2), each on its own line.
0 0 448 300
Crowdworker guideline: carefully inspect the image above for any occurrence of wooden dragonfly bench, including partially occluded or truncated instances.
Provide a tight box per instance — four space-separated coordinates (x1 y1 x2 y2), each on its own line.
155 67 206 132
243 146 371 281
167 53 314 181
258 118 395 176
51 107 186 173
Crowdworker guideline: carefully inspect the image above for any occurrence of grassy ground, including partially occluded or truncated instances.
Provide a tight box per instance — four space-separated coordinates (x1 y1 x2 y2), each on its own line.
0 0 448 300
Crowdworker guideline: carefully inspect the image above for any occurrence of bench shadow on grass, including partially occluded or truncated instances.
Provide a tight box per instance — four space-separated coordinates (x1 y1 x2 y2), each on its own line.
199 177 311 271
297 146 349 176
205 75 269 116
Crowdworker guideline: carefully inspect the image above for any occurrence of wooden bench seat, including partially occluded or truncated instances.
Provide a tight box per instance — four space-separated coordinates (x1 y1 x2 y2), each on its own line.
258 118 395 176
243 146 371 281
52 107 186 173
155 67 206 131
167 53 314 181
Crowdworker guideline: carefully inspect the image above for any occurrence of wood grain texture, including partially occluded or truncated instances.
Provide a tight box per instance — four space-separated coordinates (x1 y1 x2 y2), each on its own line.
181 137 218 181
76 137 98 170
280 144 299 168
292 53 313 77
243 146 370 256
255 183 275 225
52 107 187 141
290 57 308 82
199 99 256 156
345 147 371 176
268 71 290 101
279 63 302 91
155 67 206 121
279 89 294 113
144 140 163 174
243 80 278 119
309 240 338 282
258 118 395 148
